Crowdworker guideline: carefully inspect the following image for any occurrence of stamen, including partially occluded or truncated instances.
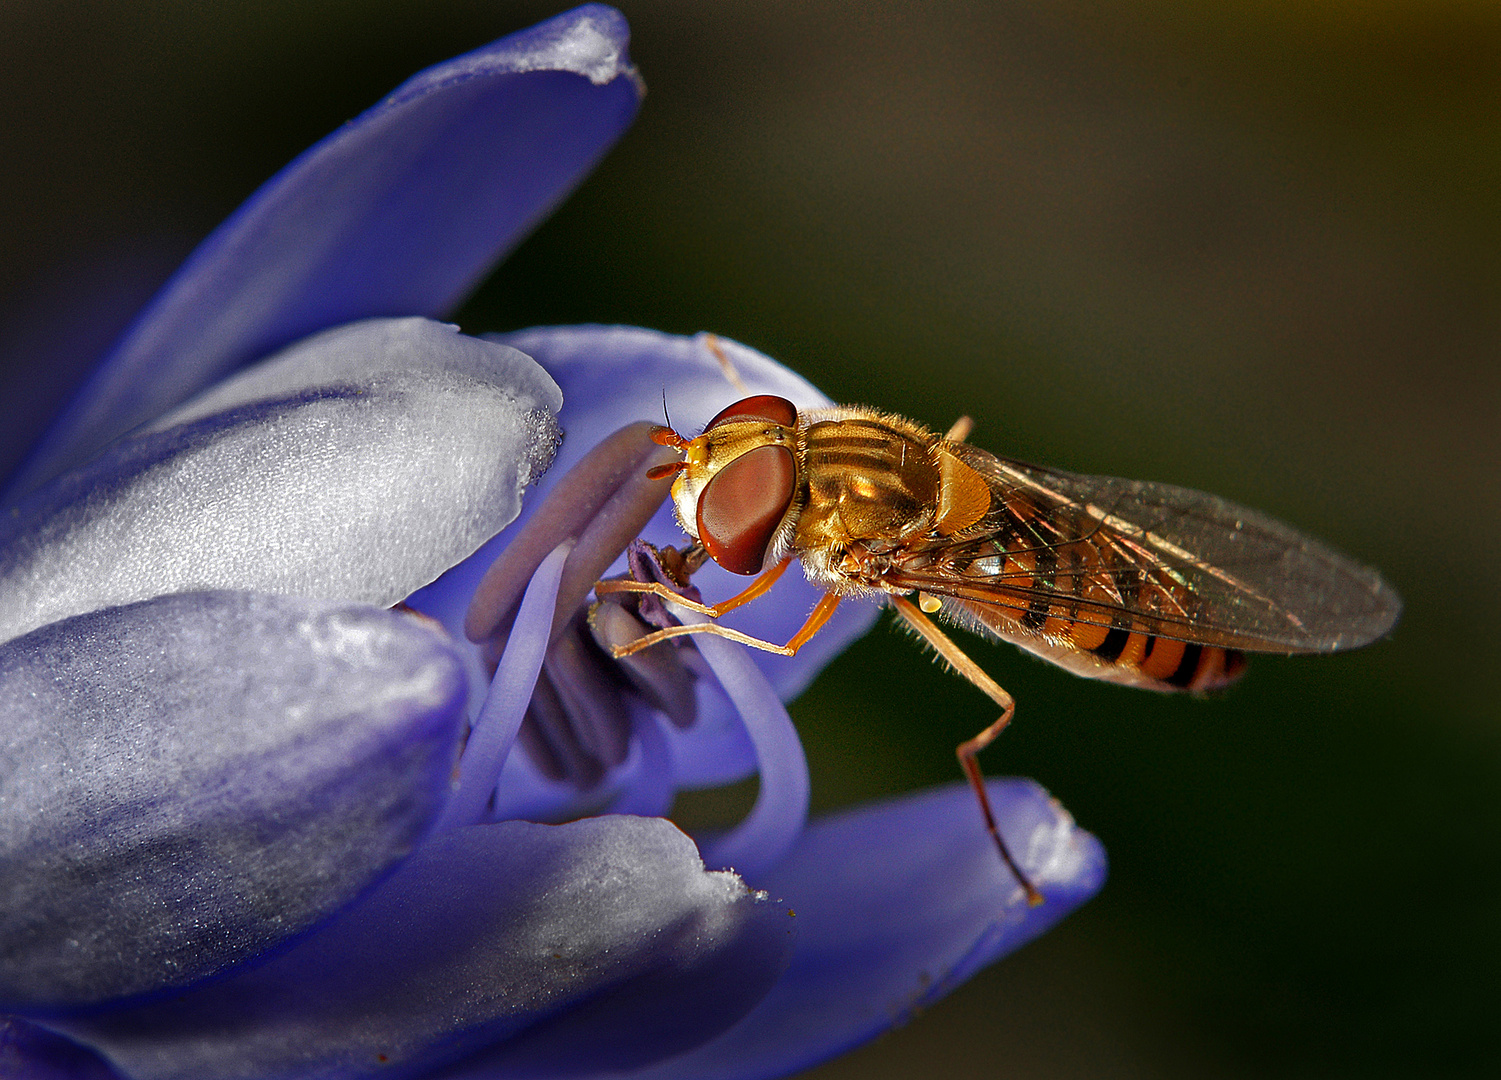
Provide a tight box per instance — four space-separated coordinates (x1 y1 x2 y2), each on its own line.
463 426 702 797
437 540 571 831
681 609 810 877
700 332 751 394
456 422 815 878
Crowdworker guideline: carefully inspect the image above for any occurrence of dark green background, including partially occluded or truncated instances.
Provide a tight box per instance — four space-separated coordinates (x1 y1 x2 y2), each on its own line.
2 2 1495 1077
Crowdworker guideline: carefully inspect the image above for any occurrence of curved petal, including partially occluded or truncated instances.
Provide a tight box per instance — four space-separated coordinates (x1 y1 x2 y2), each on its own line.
408 327 881 800
8 4 641 501
145 316 561 434
53 818 794 1080
0 329 561 645
0 591 469 1012
617 780 1107 1080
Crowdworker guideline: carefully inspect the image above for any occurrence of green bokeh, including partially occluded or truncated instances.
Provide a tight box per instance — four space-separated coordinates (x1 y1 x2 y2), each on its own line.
2 2 1495 1077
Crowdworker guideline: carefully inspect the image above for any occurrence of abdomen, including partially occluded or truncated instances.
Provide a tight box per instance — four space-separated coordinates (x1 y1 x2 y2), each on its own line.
947 595 1248 694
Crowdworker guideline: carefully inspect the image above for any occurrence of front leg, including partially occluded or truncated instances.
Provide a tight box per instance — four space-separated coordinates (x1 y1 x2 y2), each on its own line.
604 591 842 660
594 555 794 620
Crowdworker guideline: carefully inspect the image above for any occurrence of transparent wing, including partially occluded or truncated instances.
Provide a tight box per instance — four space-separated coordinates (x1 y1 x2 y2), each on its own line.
884 444 1401 654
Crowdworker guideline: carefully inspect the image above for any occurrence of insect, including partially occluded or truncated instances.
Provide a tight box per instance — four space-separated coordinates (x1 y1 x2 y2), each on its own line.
596 392 1401 903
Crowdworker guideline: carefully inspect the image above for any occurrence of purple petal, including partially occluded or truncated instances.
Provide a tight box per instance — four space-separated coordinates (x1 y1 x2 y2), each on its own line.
52 818 794 1080
8 4 641 501
145 316 561 434
0 591 469 1012
616 780 1107 1080
0 322 560 645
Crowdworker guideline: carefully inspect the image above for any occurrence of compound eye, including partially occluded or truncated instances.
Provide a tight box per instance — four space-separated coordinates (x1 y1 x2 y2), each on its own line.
697 445 796 575
705 395 798 431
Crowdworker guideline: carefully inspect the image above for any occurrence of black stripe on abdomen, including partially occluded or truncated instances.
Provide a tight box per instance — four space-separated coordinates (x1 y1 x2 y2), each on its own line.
1164 644 1204 688
1092 624 1131 662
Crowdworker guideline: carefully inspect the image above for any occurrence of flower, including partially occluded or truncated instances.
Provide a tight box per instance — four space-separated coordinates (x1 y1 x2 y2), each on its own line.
0 6 1105 1079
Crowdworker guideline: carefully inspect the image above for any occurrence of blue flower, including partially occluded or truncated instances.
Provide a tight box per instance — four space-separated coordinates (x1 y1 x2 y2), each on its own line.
0 7 1105 1079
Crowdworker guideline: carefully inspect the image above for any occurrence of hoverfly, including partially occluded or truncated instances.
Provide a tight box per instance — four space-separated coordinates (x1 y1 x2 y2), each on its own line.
596 391 1401 903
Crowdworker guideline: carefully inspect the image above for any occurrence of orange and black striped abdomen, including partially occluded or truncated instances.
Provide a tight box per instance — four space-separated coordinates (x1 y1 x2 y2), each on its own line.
905 483 1250 694
1083 622 1247 692
948 592 1249 694
1032 532 1249 694
1058 532 1247 693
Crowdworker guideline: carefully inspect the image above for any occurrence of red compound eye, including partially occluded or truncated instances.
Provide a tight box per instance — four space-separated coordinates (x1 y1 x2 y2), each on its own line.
697 445 796 574
704 395 798 431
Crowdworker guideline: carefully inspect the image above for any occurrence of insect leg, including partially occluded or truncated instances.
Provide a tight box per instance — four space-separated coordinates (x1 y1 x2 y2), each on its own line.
608 592 841 659
594 557 792 618
944 416 974 443
593 578 722 617
704 557 793 614
890 595 1043 906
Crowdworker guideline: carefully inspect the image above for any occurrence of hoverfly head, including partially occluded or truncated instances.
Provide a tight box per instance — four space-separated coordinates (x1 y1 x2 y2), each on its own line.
667 395 801 575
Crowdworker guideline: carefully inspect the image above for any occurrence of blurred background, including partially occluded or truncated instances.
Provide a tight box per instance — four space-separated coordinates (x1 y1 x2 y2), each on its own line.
1 1 1495 1076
